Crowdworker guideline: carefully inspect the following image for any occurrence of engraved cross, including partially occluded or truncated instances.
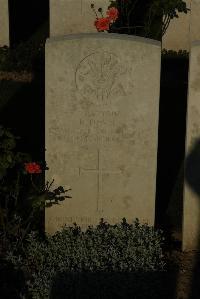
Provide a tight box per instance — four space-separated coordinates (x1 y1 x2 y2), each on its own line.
79 149 121 212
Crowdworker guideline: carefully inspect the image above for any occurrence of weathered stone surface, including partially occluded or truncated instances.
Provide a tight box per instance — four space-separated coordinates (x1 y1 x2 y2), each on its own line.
0 0 9 46
162 0 200 51
45 33 161 234
50 0 109 37
190 0 200 44
183 41 200 251
162 0 191 51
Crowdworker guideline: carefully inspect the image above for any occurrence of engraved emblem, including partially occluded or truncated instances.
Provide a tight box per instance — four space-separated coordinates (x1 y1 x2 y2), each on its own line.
75 51 127 104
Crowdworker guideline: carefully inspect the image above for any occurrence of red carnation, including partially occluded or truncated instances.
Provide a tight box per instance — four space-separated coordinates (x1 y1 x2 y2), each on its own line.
106 7 119 22
24 162 42 174
94 17 110 31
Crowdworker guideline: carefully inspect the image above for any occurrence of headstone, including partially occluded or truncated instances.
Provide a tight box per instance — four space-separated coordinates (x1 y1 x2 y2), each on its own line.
50 0 109 36
183 41 200 251
0 0 9 46
162 0 191 51
45 33 161 235
190 0 200 44
162 0 200 51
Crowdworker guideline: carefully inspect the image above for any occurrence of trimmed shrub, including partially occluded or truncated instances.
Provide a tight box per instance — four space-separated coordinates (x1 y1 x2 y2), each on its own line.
6 218 166 298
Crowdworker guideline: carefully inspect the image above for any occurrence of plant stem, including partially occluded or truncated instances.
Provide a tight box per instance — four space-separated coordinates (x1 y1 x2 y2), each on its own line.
30 174 40 193
162 15 171 36
91 4 99 19
127 0 139 34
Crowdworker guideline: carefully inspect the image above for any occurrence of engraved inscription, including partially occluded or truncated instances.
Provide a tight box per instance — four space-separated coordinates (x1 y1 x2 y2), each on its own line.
79 149 121 212
75 51 127 104
48 110 130 146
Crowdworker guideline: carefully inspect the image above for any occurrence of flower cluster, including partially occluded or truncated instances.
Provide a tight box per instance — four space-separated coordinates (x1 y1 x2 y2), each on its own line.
91 4 119 32
91 1 189 40
24 162 42 174
23 161 71 206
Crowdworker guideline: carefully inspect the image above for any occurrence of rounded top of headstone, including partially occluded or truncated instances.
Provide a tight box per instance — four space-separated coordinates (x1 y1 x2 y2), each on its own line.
46 33 161 47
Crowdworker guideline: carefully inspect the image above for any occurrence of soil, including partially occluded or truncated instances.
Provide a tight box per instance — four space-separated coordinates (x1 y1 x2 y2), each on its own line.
160 228 200 299
165 250 200 299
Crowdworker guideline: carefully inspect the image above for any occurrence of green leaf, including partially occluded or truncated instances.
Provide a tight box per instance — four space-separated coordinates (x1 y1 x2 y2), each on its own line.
6 154 12 163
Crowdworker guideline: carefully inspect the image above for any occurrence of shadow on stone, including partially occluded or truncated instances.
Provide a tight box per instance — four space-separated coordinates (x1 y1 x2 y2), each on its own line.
184 138 200 298
185 139 200 195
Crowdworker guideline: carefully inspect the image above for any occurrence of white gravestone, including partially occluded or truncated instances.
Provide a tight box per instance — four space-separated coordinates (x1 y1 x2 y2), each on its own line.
45 33 161 234
0 0 9 46
50 0 110 36
162 0 200 51
183 41 200 251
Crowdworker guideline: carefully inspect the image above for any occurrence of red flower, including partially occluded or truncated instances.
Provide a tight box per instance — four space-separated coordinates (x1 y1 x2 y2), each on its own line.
24 162 42 174
94 17 110 31
106 7 119 22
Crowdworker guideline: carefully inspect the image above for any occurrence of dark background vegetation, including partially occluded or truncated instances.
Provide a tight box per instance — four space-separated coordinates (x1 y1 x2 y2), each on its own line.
8 0 49 48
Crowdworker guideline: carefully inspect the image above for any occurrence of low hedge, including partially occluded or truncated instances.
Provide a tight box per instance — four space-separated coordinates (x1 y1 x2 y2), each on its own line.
6 218 166 298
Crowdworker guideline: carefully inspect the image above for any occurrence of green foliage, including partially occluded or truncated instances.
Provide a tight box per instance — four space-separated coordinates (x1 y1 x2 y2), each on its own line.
6 218 166 298
162 48 189 58
106 0 189 40
0 125 30 179
0 40 45 72
0 22 47 72
0 125 71 257
0 125 33 255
